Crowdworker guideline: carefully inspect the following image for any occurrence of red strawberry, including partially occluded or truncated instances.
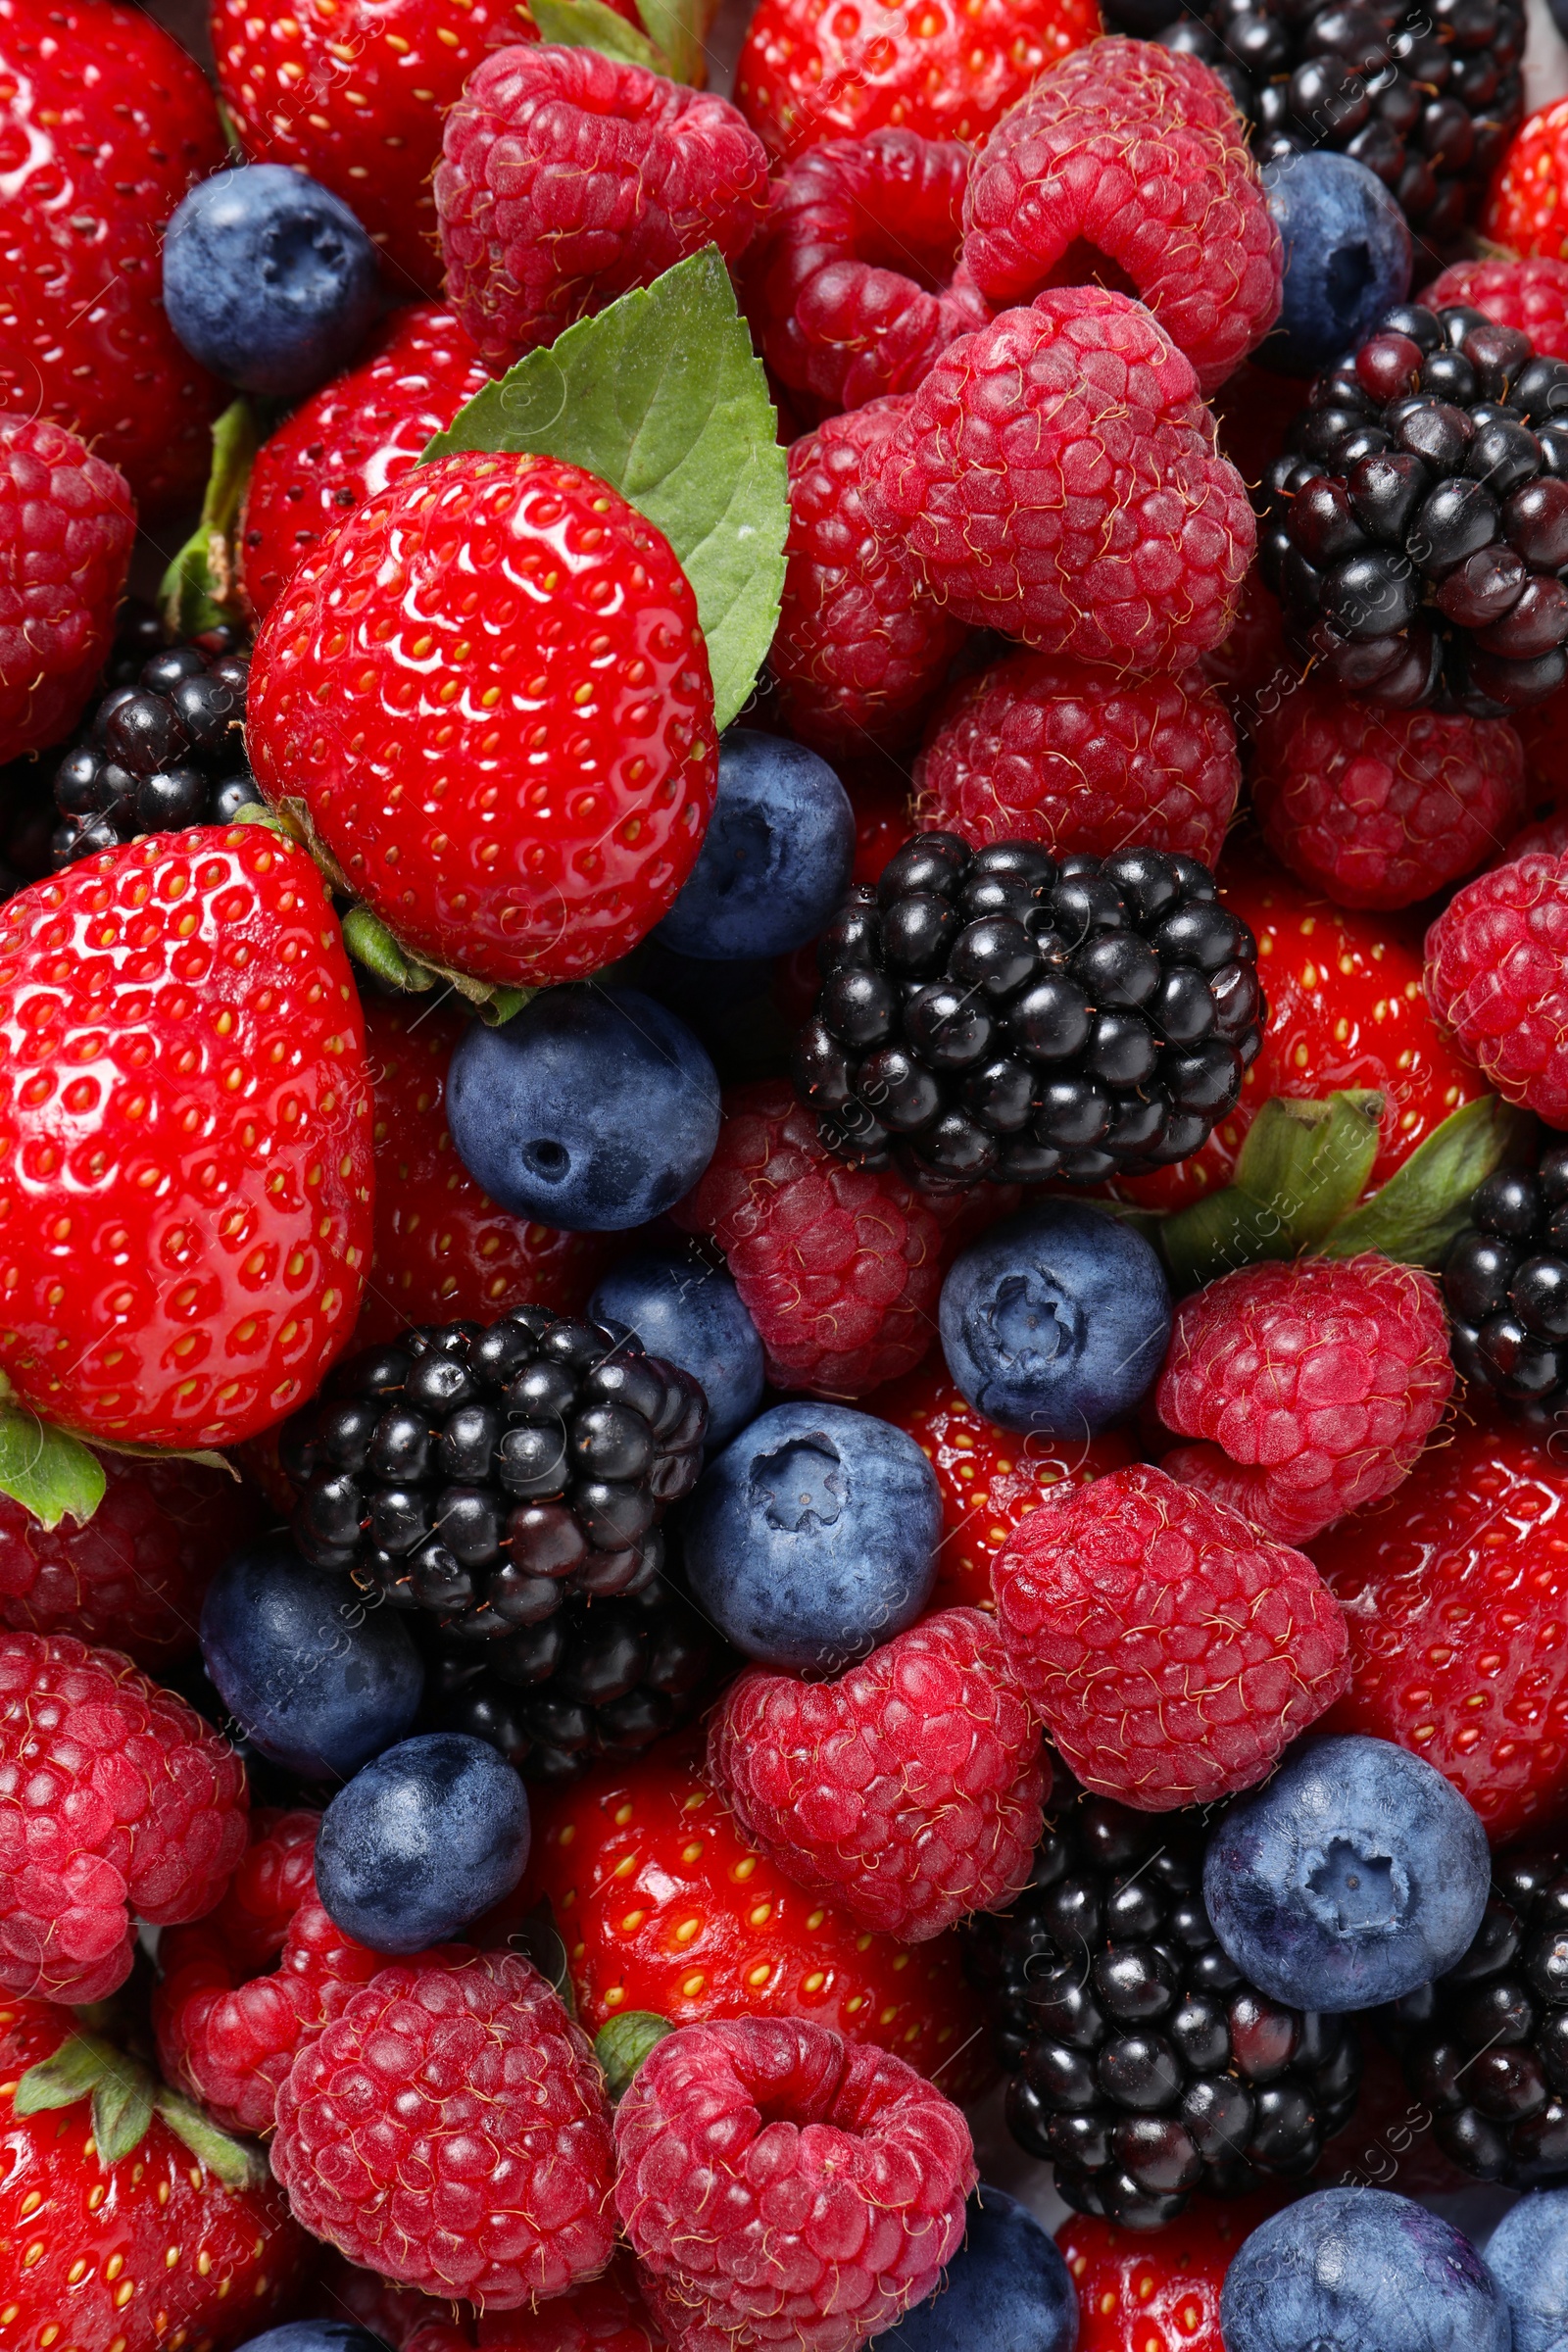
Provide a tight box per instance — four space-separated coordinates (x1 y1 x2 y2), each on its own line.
1058 2193 1286 2352
0 0 224 519
0 826 374 1449
213 0 523 295
522 1730 996 2100
356 995 613 1348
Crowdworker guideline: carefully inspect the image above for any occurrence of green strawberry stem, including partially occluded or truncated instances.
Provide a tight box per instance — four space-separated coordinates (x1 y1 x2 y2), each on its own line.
15 2032 262 2181
159 399 260 638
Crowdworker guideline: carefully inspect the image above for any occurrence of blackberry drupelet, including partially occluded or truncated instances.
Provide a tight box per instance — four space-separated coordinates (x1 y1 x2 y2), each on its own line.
282 1306 708 1637
792 833 1264 1190
963 1781 1362 2229
49 616 262 865
1387 1848 1568 2184
1443 1144 1568 1415
1263 304 1568 713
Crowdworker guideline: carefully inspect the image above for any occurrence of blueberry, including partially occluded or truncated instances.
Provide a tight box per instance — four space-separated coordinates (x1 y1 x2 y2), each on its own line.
1485 2188 1568 2351
236 2330 389 2352
683 1401 941 1673
1219 2187 1510 2352
314 1731 529 1953
163 165 381 399
446 986 720 1231
869 2187 1077 2352
938 1201 1171 1437
199 1536 422 1781
590 1248 764 1449
1257 153 1413 377
1202 1734 1492 2012
655 730 856 960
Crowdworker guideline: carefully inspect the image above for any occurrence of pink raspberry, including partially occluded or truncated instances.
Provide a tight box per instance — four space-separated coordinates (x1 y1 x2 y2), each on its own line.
674 1080 942 1398
1197 567 1293 717
1251 685 1527 910
992 1463 1349 1809
912 648 1240 865
436 46 770 371
1427 257 1568 362
614 2017 975 2352
398 2259 664 2351
0 416 134 764
743 130 990 420
770 400 969 758
707 1608 1046 1944
961 38 1282 394
1156 1253 1454 1545
272 1947 617 2305
0 1631 248 2001
863 288 1254 667
1425 852 1568 1125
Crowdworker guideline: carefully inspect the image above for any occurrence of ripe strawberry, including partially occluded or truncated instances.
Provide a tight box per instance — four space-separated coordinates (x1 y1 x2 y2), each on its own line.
0 826 374 1449
523 1730 995 2100
0 1994 311 2352
0 0 224 518
248 452 717 990
1484 98 1568 268
1059 2193 1286 2352
212 0 522 295
355 995 613 1349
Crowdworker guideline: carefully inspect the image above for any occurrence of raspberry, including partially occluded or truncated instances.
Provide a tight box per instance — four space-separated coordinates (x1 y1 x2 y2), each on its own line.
1497 807 1568 863
272 1948 617 2305
1485 99 1568 264
0 417 135 765
1197 568 1293 720
1251 681 1527 908
768 400 968 760
673 1079 943 1398
864 289 1254 668
992 1463 1349 1809
0 1446 251 1667
436 47 770 372
707 1608 1046 1943
613 2017 976 2352
743 132 988 420
960 40 1282 396
911 650 1240 868
0 1633 247 2002
1427 258 1568 362
1155 1254 1455 1546
1424 851 1568 1125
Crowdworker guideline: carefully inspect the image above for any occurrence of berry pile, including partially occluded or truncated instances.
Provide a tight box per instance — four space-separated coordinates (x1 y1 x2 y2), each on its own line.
1444 1148 1568 1415
50 626 258 864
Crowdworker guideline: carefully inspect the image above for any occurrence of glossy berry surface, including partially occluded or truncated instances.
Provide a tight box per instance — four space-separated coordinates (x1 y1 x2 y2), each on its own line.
314 1730 529 1951
49 626 258 868
1443 1147 1568 1411
1425 852 1568 1124
590 1248 765 1451
0 416 134 768
1430 256 1568 362
1258 152 1412 375
1057 2196 1284 2351
1218 2187 1510 2352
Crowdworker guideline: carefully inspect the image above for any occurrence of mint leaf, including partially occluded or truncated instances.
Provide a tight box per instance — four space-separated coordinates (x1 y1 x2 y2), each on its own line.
529 0 667 68
424 247 788 732
160 399 258 637
0 1405 105 1530
1319 1095 1532 1266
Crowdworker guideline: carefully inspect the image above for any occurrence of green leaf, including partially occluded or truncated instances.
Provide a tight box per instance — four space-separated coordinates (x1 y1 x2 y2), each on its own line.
91 2068 156 2169
0 1405 105 1531
632 0 717 84
1158 1092 1384 1294
14 2032 120 2116
529 0 667 67
1319 1095 1533 1267
155 2090 265 2187
340 905 440 994
159 399 259 637
424 247 789 732
594 2011 674 2098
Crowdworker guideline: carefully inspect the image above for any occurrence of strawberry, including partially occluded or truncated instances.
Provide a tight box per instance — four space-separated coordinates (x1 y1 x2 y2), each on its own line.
521 1730 995 2100
212 0 525 296
0 826 374 1449
0 1995 311 2352
239 303 493 628
1058 2194 1286 2352
0 0 224 520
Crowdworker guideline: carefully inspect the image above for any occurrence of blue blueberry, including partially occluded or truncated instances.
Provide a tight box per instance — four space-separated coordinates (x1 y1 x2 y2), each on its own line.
1479 2189 1568 2351
314 1731 529 1953
870 2187 1077 2352
237 2329 389 2352
683 1400 941 1672
655 730 856 961
939 1202 1171 1437
1219 2188 1509 2352
1202 1733 1492 2013
446 985 720 1232
199 1536 422 1782
1257 152 1413 377
163 166 381 400
591 1247 764 1449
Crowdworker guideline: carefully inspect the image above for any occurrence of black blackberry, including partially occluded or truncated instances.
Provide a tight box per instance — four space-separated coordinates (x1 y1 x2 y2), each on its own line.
963 1782 1362 2229
791 832 1264 1190
1442 1141 1568 1416
1386 1848 1568 2184
1105 0 1523 247
1263 304 1568 714
281 1305 708 1636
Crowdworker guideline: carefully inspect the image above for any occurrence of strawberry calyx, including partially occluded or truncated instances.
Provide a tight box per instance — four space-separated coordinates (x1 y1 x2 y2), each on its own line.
159 397 261 639
15 2028 265 2183
594 2011 675 2098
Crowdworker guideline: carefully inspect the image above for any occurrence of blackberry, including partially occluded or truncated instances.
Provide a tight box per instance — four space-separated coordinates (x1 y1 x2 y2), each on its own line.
1442 1141 1568 1416
1105 0 1523 247
963 1781 1362 2229
1263 303 1568 714
49 615 262 866
1386 1847 1568 2184
791 832 1264 1190
281 1305 708 1636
